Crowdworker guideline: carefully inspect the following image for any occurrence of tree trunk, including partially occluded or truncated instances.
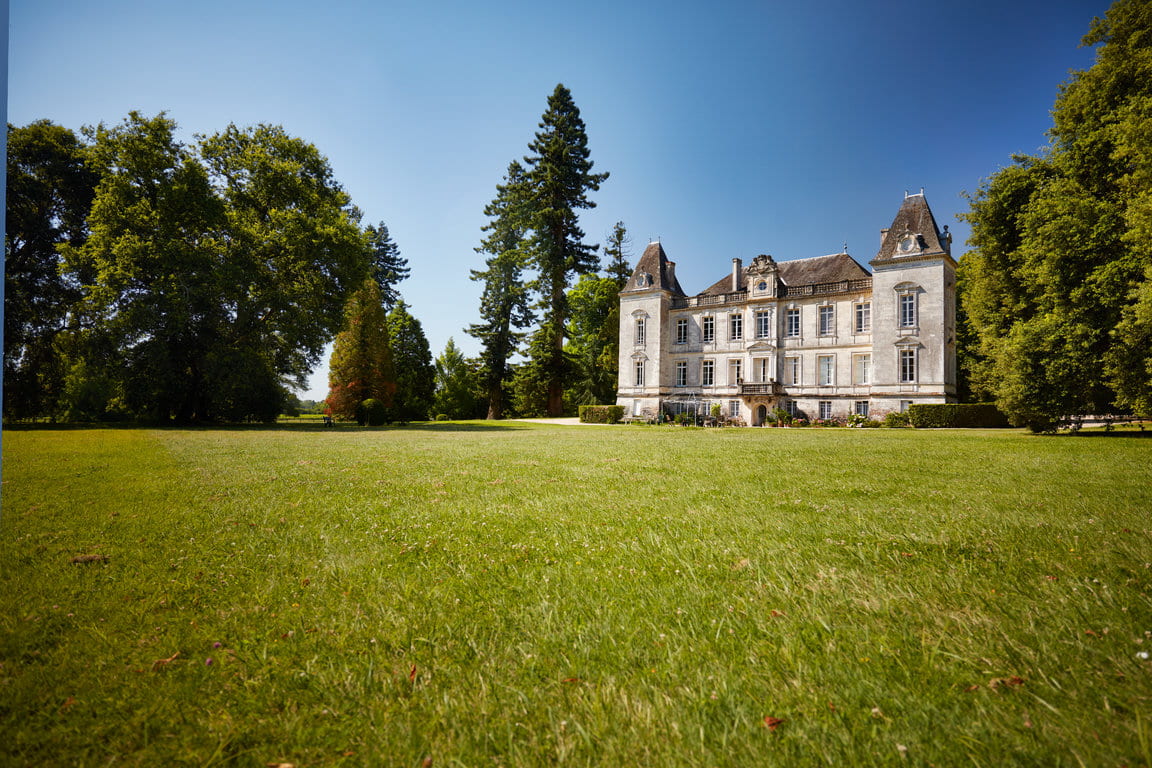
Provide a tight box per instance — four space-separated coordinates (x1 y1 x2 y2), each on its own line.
486 382 504 420
547 381 563 417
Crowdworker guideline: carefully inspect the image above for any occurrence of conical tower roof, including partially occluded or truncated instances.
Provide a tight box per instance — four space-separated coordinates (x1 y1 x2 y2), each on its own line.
873 191 951 264
622 241 685 295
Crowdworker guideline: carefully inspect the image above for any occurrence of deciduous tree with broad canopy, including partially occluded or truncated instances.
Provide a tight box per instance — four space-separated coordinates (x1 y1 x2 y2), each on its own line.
4 120 98 419
959 0 1152 429
58 112 370 422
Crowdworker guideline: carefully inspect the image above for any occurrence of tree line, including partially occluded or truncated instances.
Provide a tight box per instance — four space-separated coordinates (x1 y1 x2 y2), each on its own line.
958 0 1152 430
4 111 433 422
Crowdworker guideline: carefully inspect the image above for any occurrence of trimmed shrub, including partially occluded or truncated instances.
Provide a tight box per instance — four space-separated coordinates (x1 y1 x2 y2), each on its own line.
357 398 388 426
578 405 625 424
907 403 1011 428
883 411 912 428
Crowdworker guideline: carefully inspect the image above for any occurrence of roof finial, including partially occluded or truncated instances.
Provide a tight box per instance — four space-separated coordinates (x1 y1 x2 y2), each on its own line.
843 240 848 254
904 189 910 199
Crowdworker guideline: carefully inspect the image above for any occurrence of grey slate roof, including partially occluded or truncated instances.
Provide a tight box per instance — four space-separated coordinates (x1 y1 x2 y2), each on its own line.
873 193 949 263
700 252 870 296
622 241 686 295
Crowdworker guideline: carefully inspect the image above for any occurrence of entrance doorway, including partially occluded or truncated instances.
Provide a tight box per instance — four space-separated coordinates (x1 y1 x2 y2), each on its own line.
755 404 768 426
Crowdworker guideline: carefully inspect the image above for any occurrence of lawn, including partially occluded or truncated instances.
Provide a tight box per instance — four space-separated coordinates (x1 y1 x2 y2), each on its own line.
1 423 1150 767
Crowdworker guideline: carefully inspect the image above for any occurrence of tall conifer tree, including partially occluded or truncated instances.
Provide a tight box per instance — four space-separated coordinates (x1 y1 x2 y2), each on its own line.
388 301 435 422
365 221 409 311
522 84 608 416
603 221 632 288
469 161 535 419
326 278 395 420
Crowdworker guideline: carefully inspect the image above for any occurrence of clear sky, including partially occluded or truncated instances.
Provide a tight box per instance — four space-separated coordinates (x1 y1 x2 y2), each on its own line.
9 0 1110 400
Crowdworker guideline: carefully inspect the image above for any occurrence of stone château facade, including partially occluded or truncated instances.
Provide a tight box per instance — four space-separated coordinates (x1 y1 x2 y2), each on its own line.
615 192 957 424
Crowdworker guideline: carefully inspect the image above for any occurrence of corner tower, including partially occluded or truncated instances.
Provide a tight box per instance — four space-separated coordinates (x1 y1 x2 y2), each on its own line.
616 241 684 418
870 191 957 407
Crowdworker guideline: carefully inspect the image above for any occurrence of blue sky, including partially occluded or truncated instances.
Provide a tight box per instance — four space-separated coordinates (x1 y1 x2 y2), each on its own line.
10 0 1109 399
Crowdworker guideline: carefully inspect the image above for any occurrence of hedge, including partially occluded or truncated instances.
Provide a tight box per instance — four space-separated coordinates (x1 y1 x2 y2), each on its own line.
907 403 1010 428
579 405 625 424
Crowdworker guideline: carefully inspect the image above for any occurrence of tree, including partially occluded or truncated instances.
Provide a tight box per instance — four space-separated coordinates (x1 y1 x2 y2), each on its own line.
4 121 98 418
565 272 622 407
326 278 395 421
432 338 482 419
199 122 370 403
522 84 609 416
365 221 409 311
505 329 553 418
1106 264 1152 416
387 301 434 422
59 113 369 422
959 0 1152 429
468 160 534 419
60 112 230 421
603 220 632 287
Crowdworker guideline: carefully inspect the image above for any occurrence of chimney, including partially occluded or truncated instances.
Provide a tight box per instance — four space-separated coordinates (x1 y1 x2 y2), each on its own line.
880 228 890 248
732 258 742 292
666 260 676 285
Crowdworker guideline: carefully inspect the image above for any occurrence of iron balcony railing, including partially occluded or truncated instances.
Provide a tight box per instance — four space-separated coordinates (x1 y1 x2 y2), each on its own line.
739 382 781 396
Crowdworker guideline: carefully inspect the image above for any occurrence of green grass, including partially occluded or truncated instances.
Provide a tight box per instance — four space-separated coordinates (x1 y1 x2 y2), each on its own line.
2 423 1151 767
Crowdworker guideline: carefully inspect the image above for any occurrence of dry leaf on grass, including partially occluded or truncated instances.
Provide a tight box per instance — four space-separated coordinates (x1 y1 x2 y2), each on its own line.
763 716 784 731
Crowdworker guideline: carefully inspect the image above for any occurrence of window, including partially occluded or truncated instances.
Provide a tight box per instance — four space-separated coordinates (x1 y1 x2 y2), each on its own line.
755 310 772 339
756 358 772 383
855 401 870 417
785 357 801 386
786 308 800 337
728 400 740 419
701 359 715 386
634 360 645 387
785 400 798 417
729 358 742 385
819 401 832 420
855 302 871 333
899 348 917 383
675 318 688 344
702 316 715 343
729 313 743 341
675 361 687 387
633 399 642 417
818 355 834 386
818 305 834 336
635 317 646 345
900 399 913 412
853 353 871 385
899 293 917 328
